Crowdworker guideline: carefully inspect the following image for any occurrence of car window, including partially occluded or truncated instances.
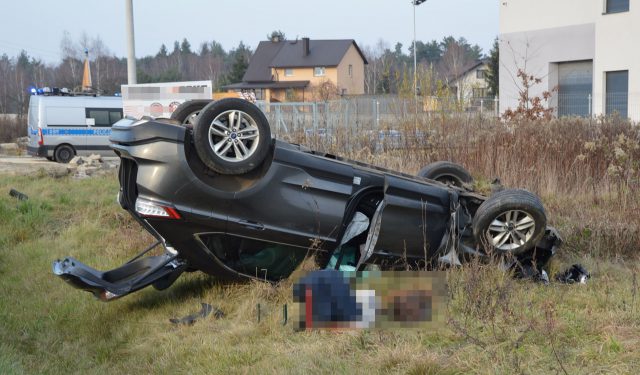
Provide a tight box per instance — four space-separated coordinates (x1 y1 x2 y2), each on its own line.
199 234 307 281
86 108 124 127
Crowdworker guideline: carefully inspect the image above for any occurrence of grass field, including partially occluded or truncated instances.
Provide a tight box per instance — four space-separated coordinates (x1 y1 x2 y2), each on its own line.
1 117 640 374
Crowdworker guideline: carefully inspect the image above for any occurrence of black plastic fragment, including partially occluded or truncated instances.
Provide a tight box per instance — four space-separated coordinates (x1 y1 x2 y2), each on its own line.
169 303 223 325
555 264 590 284
9 189 28 201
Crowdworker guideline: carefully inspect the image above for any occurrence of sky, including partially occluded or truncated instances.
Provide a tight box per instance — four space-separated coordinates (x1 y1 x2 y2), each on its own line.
0 0 498 63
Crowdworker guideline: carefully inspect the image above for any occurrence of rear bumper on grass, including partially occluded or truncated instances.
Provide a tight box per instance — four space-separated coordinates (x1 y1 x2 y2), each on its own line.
52 243 187 301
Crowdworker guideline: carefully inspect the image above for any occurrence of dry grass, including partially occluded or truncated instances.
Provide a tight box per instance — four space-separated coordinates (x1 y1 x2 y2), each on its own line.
1 116 639 374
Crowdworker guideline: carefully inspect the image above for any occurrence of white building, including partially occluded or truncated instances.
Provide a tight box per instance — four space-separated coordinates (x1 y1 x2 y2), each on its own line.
499 0 638 120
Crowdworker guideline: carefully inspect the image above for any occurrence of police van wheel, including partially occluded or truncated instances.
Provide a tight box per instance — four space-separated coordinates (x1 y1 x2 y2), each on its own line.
54 145 75 163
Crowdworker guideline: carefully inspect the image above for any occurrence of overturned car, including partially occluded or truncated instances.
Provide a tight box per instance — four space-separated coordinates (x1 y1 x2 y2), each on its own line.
53 98 560 301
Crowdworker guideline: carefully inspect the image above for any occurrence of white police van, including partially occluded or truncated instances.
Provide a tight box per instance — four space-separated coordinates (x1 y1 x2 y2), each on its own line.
27 95 123 163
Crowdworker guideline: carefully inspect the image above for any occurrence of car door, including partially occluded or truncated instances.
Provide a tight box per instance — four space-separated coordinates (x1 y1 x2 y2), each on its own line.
369 174 452 262
86 107 123 155
225 145 355 250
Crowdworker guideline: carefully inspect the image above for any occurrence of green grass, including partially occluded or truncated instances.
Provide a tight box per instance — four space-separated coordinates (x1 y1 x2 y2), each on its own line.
1 172 639 374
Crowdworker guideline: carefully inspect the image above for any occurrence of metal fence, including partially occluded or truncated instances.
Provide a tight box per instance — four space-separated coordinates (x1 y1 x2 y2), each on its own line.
254 93 637 141
255 96 499 137
556 93 639 120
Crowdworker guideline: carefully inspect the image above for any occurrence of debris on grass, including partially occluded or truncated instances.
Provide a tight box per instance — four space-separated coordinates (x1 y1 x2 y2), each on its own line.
169 303 224 325
8 188 28 201
555 264 590 284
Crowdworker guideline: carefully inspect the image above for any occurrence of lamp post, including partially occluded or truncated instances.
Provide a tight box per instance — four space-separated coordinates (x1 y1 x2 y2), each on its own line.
125 0 137 84
413 0 426 125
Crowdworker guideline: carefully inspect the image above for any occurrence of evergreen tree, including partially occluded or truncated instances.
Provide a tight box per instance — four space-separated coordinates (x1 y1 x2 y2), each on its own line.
267 30 286 42
172 41 180 55
485 37 499 96
156 44 168 58
224 51 249 84
180 38 192 54
199 42 210 56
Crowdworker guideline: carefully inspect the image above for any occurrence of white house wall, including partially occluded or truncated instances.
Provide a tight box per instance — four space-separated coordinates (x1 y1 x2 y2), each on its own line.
500 24 595 114
593 9 639 118
499 0 639 120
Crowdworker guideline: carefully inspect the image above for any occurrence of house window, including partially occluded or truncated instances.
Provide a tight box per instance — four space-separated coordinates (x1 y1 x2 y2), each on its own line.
472 88 488 98
605 70 628 118
284 68 294 77
348 64 353 77
605 0 629 13
476 70 487 79
314 67 326 77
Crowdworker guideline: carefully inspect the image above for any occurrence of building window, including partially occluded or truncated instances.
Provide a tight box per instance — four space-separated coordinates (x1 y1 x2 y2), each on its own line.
348 64 353 77
472 88 488 98
606 70 628 118
314 67 326 77
476 70 487 79
557 61 593 118
605 0 629 13
284 68 294 77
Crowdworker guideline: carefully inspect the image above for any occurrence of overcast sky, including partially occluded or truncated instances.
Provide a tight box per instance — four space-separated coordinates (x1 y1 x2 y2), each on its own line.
0 0 498 63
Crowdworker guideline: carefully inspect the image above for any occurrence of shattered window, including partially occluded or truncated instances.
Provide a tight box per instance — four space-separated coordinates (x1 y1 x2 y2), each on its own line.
199 234 307 281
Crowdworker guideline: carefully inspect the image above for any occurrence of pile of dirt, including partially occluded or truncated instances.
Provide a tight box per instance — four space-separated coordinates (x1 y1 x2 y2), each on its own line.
0 143 20 156
68 154 118 178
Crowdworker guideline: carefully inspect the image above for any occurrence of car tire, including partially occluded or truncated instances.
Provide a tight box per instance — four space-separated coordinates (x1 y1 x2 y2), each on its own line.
472 189 547 256
192 98 271 175
54 144 75 164
170 100 213 127
417 161 473 187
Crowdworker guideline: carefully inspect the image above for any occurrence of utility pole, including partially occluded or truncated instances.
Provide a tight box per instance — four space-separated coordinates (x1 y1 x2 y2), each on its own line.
413 0 426 126
125 0 137 84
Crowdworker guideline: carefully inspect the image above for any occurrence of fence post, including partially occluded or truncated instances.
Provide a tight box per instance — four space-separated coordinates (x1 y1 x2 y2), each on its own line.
372 99 379 129
494 96 499 118
312 102 318 132
588 94 592 118
480 99 484 116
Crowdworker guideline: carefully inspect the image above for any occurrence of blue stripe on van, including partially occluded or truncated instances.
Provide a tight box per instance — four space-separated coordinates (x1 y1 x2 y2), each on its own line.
40 128 112 136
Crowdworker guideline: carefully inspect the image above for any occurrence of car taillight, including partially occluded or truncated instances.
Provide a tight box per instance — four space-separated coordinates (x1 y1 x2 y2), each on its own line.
134 197 181 219
37 128 44 146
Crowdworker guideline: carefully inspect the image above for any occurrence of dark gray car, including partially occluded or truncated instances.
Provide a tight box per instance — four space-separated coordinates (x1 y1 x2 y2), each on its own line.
53 99 560 301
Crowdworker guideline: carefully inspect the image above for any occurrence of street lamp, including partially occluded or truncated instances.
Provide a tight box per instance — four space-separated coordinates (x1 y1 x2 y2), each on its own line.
125 0 137 84
413 0 426 124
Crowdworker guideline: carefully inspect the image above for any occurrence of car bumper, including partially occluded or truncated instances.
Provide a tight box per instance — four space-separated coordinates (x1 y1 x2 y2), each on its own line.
27 145 50 157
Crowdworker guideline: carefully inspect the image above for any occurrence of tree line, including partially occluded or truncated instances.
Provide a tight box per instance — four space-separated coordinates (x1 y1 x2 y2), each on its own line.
0 31 498 116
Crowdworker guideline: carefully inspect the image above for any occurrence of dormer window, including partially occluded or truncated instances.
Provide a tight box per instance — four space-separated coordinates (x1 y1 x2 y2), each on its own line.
284 68 294 77
314 67 326 77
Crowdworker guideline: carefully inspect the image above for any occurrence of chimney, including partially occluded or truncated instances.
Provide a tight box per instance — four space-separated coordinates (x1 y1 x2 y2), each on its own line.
302 37 310 57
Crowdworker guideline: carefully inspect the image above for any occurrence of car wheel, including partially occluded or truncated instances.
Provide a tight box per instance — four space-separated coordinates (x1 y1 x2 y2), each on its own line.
472 189 546 256
417 161 473 187
193 98 271 175
54 144 75 163
170 100 213 127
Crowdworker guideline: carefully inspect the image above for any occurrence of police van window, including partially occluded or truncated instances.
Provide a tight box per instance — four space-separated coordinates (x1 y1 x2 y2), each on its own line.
86 108 123 127
109 111 122 125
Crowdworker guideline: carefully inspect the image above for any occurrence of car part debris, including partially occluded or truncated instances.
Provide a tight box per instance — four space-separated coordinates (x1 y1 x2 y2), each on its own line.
9 189 28 201
555 264 590 284
169 303 224 325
